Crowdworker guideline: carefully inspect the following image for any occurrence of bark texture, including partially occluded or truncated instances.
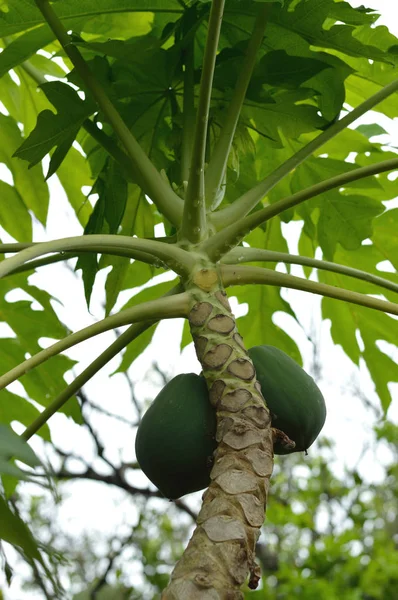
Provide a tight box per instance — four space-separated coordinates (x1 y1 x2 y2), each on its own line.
162 268 274 599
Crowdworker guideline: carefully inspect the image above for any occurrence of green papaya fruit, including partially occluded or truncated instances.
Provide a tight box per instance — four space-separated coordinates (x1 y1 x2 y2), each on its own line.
136 346 326 498
248 345 326 455
135 373 217 500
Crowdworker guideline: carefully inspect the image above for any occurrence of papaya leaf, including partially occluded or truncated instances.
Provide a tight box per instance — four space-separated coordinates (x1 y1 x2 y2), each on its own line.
0 180 32 242
373 208 398 271
0 494 42 561
0 25 56 78
0 1 184 38
13 81 96 178
0 390 51 442
316 193 384 260
0 114 49 226
0 339 81 423
254 50 329 89
0 425 40 467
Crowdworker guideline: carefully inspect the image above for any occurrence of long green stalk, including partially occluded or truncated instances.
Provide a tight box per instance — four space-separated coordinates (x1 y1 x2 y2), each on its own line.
0 292 189 392
0 235 195 279
34 0 183 226
222 248 398 295
181 30 196 184
7 250 158 276
202 158 398 261
205 3 269 210
211 77 398 229
180 0 226 243
221 265 398 316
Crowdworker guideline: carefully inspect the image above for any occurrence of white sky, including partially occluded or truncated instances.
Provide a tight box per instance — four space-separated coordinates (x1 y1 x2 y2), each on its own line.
0 1 398 598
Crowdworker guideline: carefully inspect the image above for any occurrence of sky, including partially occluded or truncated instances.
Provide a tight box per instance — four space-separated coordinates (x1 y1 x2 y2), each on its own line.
0 1 397 598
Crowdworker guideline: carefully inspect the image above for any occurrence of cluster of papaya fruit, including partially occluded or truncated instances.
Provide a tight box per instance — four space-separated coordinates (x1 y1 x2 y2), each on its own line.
135 345 326 499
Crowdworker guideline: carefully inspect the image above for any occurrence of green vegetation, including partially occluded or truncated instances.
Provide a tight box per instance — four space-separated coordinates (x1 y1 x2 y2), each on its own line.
0 0 397 596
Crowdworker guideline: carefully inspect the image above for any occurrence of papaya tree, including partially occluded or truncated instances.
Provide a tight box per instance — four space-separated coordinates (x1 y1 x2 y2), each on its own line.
0 0 397 598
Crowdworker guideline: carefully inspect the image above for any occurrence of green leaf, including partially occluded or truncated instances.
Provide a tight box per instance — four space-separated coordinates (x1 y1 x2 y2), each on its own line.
271 0 395 64
255 50 328 89
0 114 49 225
121 261 159 292
0 180 32 241
104 256 131 316
115 323 158 373
0 18 86 77
0 389 51 442
373 208 398 271
0 0 184 38
75 192 106 308
13 81 95 176
0 25 56 78
356 123 388 139
318 242 398 411
0 425 40 467
316 193 384 260
104 161 128 234
103 187 156 314
0 494 41 560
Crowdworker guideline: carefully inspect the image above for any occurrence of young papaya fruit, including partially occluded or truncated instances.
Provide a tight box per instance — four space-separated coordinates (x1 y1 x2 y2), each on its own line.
136 346 326 498
248 345 326 455
135 373 217 500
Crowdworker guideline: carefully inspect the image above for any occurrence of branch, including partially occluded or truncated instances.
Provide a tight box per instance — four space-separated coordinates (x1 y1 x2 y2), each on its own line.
0 234 195 279
201 158 398 261
34 0 183 226
54 467 197 520
221 264 398 316
204 3 269 210
222 248 398 295
2 292 190 394
180 0 226 243
211 77 398 229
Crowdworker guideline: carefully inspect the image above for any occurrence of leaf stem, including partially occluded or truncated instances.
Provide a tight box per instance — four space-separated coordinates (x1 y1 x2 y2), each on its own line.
211 77 398 229
181 25 196 183
222 248 398 295
204 3 269 210
34 0 183 225
9 252 151 276
0 292 190 392
180 0 226 243
221 265 398 316
202 158 398 261
1 247 164 276
0 235 195 279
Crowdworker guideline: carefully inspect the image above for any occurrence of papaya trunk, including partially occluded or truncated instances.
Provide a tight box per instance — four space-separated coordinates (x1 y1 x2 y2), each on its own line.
162 267 274 599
